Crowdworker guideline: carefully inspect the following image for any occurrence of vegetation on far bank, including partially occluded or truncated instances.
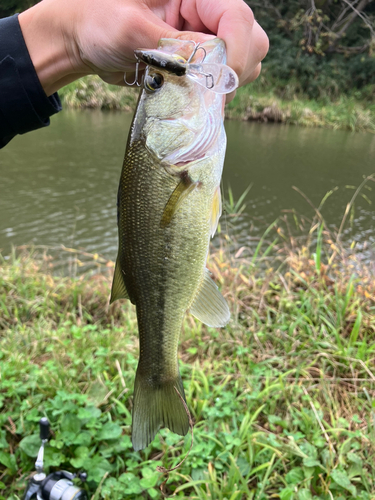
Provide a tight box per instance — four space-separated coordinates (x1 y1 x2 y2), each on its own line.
58 75 375 134
1 195 375 499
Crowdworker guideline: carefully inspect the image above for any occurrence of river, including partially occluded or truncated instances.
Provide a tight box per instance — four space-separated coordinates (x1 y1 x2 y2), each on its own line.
1 109 375 269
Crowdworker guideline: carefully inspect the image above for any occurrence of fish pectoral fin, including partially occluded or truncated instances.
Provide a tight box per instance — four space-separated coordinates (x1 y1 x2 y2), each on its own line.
210 186 222 237
110 257 130 304
160 175 198 228
189 269 230 327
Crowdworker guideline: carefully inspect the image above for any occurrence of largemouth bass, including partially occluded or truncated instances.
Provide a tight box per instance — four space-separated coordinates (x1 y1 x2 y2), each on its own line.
111 38 236 451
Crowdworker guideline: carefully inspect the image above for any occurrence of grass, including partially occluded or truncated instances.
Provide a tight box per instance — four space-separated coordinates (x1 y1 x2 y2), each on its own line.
1 196 375 499
59 77 139 111
225 76 375 133
59 75 375 133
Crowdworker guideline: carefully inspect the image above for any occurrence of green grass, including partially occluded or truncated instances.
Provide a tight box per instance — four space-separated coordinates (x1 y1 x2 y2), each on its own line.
59 77 139 111
1 210 375 500
225 77 375 133
59 75 375 133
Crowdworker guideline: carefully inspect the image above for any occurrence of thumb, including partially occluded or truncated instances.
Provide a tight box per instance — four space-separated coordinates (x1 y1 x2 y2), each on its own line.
139 14 216 51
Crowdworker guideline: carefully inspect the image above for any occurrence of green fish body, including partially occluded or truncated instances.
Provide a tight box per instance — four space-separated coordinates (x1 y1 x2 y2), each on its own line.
111 39 230 451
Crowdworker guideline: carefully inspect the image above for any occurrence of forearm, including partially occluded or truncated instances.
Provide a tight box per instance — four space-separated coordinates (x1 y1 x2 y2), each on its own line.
18 0 87 96
0 14 62 148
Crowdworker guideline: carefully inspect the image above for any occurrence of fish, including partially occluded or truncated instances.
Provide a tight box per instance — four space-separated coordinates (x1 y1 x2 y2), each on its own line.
110 38 235 451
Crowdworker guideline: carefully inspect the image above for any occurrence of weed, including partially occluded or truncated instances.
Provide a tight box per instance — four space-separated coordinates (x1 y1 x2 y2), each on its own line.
223 185 252 219
1 237 375 499
2 184 375 498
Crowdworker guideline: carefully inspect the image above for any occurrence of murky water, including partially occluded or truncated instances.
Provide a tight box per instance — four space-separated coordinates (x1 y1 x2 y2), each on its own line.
1 109 374 267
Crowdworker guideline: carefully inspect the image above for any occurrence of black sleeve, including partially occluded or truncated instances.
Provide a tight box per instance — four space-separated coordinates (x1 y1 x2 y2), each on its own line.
0 14 62 149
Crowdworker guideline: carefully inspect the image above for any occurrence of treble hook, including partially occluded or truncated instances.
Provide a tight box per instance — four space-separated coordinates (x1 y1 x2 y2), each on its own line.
187 43 214 90
124 58 141 86
187 43 207 64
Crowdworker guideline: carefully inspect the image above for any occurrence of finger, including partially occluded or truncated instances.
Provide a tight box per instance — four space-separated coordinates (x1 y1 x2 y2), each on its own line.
178 1 212 33
243 23 268 82
242 62 262 87
193 0 268 86
217 13 268 87
225 90 236 104
129 9 215 53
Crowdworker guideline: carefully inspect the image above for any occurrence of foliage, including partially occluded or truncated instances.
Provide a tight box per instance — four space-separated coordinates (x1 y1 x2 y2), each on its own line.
247 0 375 100
58 77 139 111
223 185 252 219
225 80 375 132
0 0 34 18
1 196 375 499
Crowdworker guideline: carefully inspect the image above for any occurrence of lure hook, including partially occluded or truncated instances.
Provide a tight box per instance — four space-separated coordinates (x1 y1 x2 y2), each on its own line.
187 43 214 90
124 58 142 86
187 43 207 64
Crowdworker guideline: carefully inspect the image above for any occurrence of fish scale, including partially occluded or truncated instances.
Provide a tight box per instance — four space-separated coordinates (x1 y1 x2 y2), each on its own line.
111 38 231 450
120 140 211 361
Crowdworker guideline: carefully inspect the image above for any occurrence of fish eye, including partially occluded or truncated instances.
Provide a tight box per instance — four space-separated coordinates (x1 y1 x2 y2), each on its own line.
144 73 164 92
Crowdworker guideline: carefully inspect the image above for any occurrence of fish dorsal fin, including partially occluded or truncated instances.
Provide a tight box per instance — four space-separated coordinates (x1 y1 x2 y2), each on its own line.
189 269 230 327
210 186 222 237
110 257 129 304
160 175 197 228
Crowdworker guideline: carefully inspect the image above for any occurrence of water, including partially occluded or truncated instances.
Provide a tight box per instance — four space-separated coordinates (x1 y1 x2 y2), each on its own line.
1 109 375 267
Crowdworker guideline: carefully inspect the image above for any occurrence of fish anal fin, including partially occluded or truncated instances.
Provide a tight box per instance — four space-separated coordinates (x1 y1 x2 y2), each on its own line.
110 257 129 304
210 186 222 237
189 269 230 327
161 175 198 228
132 371 189 451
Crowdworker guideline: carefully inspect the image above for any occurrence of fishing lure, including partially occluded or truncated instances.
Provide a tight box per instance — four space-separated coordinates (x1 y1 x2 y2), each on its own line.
124 41 238 95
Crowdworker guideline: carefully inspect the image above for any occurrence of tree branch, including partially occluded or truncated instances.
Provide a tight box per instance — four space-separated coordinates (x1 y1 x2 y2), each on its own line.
247 0 283 19
335 0 374 40
335 40 372 52
331 0 360 31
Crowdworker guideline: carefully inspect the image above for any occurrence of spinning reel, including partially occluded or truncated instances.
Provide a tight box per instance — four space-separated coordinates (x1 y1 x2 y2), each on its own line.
23 418 88 500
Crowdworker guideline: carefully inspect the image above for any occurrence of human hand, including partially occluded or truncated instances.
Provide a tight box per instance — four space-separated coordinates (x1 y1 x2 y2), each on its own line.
19 0 268 99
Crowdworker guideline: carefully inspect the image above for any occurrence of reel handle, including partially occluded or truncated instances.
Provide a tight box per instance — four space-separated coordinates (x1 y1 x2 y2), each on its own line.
39 417 50 441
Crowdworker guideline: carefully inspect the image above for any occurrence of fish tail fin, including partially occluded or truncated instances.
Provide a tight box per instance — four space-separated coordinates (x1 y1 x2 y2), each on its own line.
132 371 190 451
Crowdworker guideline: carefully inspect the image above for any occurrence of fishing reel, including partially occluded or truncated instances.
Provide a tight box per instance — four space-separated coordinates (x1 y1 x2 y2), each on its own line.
23 418 88 500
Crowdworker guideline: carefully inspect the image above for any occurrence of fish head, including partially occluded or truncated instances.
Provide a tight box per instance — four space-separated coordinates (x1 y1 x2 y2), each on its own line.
132 38 232 168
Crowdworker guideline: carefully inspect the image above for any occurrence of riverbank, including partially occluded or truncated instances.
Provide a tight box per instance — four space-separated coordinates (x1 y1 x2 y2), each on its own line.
59 76 375 133
1 222 375 499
